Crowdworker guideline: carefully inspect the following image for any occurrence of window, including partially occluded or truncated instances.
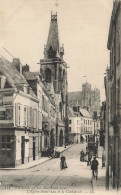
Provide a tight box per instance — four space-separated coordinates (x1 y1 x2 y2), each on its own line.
24 106 27 126
69 120 71 124
1 135 13 149
42 96 49 112
88 120 89 125
44 68 52 83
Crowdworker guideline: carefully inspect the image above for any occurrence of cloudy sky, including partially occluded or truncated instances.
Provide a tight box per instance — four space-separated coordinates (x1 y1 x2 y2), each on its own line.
0 0 113 101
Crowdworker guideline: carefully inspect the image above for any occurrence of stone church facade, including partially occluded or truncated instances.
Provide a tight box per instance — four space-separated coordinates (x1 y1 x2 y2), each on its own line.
40 12 68 146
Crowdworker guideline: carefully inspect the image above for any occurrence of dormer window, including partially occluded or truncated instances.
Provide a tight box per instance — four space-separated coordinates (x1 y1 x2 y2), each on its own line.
24 85 28 93
0 76 6 89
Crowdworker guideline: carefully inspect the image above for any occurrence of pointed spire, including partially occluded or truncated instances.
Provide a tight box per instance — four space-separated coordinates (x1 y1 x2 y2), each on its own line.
44 12 59 59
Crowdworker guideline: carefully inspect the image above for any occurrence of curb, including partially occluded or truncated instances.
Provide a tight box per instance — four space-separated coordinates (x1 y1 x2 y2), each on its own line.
0 145 72 170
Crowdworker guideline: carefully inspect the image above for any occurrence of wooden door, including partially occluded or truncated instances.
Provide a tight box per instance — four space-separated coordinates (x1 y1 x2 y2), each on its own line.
21 136 25 164
0 135 15 167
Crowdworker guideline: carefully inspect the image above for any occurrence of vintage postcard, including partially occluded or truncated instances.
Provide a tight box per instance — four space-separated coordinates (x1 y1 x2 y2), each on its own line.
0 0 119 195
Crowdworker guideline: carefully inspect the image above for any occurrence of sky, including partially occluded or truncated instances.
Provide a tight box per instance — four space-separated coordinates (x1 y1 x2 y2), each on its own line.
0 0 113 101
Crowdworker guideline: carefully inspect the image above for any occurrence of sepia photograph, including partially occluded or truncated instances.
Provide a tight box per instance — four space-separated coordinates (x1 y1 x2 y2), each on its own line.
0 0 120 194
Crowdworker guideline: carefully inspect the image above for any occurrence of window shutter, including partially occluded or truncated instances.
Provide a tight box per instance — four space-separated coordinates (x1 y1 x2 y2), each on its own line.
15 103 18 126
27 106 30 128
30 107 34 128
32 108 34 128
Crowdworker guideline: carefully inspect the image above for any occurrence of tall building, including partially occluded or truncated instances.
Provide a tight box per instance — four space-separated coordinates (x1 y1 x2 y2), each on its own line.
105 0 121 190
81 82 91 110
68 82 101 115
40 12 68 146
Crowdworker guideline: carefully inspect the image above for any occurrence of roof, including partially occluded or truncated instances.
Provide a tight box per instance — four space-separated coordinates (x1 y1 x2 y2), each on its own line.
68 91 82 101
107 1 120 50
68 91 82 107
68 107 80 117
80 108 91 118
45 13 59 58
0 58 27 88
23 71 38 81
68 107 75 117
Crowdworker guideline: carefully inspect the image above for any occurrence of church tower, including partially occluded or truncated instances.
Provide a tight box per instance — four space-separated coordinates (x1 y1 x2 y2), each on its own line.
40 12 67 95
40 12 68 146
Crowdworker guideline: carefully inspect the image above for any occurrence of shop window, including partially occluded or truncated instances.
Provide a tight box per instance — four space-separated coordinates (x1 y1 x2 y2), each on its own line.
1 135 13 149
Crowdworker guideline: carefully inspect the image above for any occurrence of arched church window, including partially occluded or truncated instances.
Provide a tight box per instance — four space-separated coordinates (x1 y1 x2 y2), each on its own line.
59 102 63 120
44 68 52 83
58 68 62 91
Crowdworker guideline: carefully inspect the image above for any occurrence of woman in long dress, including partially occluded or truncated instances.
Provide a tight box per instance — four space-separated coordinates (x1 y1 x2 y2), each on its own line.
60 154 68 170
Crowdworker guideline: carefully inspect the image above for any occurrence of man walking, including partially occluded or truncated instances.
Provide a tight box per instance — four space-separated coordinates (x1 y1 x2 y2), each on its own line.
91 157 99 179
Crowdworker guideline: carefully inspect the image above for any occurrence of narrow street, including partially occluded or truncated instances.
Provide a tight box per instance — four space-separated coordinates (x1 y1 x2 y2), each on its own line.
0 143 106 193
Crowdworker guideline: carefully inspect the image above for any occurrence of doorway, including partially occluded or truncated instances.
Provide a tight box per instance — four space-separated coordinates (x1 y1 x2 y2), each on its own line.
33 137 35 160
21 136 25 164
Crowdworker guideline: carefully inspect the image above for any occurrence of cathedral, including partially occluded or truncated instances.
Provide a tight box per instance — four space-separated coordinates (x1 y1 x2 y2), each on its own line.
40 12 68 146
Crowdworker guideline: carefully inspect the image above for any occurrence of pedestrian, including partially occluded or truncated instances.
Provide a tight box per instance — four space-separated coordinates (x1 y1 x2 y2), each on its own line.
80 149 84 162
88 152 92 166
102 149 106 168
53 146 57 158
91 157 99 179
60 154 68 170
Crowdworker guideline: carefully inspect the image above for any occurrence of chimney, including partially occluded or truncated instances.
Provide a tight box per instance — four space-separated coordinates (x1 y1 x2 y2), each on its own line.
12 58 22 74
22 64 30 72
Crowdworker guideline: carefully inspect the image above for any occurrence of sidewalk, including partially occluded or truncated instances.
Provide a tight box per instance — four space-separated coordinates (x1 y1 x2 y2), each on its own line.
91 146 106 192
0 145 72 170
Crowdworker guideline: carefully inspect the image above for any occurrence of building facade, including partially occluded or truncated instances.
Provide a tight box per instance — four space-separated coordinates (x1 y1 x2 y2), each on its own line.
68 106 94 144
68 107 81 144
0 58 40 167
106 0 121 190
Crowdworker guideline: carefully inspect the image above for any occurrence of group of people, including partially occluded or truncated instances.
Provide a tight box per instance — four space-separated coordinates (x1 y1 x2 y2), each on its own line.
60 149 99 180
80 149 99 179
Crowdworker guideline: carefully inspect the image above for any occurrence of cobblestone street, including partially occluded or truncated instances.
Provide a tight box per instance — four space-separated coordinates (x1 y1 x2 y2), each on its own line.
0 143 106 194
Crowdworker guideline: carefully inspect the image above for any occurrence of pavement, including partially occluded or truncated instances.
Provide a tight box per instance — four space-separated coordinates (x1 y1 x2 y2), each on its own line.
0 145 72 170
0 143 112 194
